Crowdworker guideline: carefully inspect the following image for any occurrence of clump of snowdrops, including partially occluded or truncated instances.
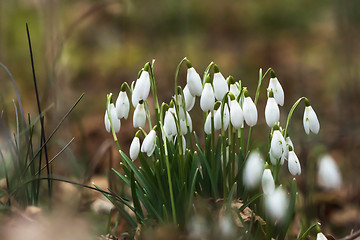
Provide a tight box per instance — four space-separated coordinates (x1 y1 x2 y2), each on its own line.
102 58 327 239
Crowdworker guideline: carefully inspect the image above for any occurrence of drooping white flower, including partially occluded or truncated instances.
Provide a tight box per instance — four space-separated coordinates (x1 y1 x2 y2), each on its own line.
262 169 275 195
200 82 215 112
267 70 284 106
183 85 195 111
164 109 177 138
270 129 286 161
316 232 328 240
222 103 230 131
228 77 240 98
214 107 222 131
243 151 264 189
105 103 121 133
116 90 130 119
132 67 151 107
229 99 244 129
186 67 203 97
303 102 320 134
288 150 301 175
129 136 140 160
213 66 229 101
284 136 294 160
242 91 258 127
265 187 288 221
204 111 212 135
269 150 285 166
318 154 342 190
213 103 229 131
141 130 157 157
133 101 146 128
265 91 280 128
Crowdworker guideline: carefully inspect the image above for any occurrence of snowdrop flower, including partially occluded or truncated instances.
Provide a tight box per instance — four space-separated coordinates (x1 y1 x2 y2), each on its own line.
222 103 230 131
183 85 195 111
228 76 240 98
164 109 177 138
133 101 146 128
270 129 286 161
105 103 120 133
242 89 258 127
213 65 229 101
267 70 284 106
214 107 222 131
265 90 280 128
288 147 301 175
303 99 320 135
186 61 203 97
214 103 230 131
284 136 294 160
269 150 284 166
116 89 130 119
204 111 212 135
132 64 151 107
318 154 342 190
316 232 328 240
243 151 264 189
229 97 244 129
262 168 275 195
265 187 288 221
200 75 215 112
141 129 157 157
129 136 140 160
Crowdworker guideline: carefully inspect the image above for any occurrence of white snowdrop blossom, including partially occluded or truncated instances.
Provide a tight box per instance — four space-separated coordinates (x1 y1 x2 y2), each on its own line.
318 154 342 190
183 85 195 111
303 104 320 135
204 112 212 134
164 110 177 138
288 150 301 176
262 169 275 195
200 83 215 112
229 100 244 129
132 69 151 107
116 91 130 119
141 130 157 157
270 130 286 161
265 187 288 221
242 95 258 127
265 94 280 128
243 151 264 189
214 108 222 131
267 71 284 106
105 103 120 133
186 67 203 97
129 136 140 160
269 150 284 166
229 83 240 98
133 102 146 128
213 71 229 101
284 136 294 160
214 103 230 131
316 232 328 240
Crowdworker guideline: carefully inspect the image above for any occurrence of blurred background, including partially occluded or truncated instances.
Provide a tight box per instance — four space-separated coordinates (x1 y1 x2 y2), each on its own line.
0 0 359 238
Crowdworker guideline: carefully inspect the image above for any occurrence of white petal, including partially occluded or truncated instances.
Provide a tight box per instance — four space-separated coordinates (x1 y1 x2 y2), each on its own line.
243 97 258 127
243 151 264 189
187 67 203 96
104 110 110 133
214 108 222 131
133 103 146 128
268 77 284 106
222 103 230 131
270 130 286 160
204 112 212 135
109 103 121 133
132 71 150 107
262 169 275 195
141 130 156 156
229 83 240 98
318 154 342 189
308 106 320 134
316 233 328 240
164 110 177 137
265 98 280 127
129 137 140 160
116 91 130 119
230 100 244 129
184 85 196 111
265 187 288 220
288 151 301 175
213 72 229 101
200 83 215 112
186 111 193 133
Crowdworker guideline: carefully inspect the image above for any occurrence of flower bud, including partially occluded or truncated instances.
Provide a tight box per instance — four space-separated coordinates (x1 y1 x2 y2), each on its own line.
141 129 157 157
270 130 286 161
186 67 203 97
267 70 284 106
229 99 244 129
288 150 301 175
243 151 264 189
303 101 320 134
133 101 146 128
265 187 288 221
132 69 151 107
262 168 275 195
317 154 342 190
200 82 215 112
213 66 229 101
242 92 257 127
116 91 130 119
183 85 195 111
130 136 140 160
265 90 280 127
105 103 121 133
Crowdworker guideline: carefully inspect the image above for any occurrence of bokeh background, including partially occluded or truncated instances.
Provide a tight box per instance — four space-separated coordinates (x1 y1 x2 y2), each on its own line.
1 0 360 238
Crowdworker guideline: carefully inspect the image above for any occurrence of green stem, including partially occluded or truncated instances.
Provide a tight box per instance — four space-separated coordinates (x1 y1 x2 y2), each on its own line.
174 57 188 95
284 97 307 137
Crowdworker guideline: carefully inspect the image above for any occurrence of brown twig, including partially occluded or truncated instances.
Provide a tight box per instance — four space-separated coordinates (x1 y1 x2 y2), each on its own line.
339 229 360 240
